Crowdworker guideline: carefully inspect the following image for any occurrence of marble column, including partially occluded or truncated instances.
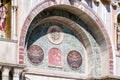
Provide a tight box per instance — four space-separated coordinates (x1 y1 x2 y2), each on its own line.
13 68 23 80
11 0 18 40
2 66 11 80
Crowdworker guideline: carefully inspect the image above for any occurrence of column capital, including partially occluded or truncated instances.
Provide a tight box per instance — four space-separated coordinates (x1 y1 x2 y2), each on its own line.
2 66 11 80
2 66 11 74
13 67 24 80
13 67 23 77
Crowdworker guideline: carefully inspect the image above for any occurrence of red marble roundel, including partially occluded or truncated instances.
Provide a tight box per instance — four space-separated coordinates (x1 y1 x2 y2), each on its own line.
27 45 44 64
67 50 82 69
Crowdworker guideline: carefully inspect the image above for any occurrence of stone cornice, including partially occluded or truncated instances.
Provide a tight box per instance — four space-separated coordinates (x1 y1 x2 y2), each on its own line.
0 38 17 43
94 0 120 2
0 62 26 68
24 67 120 79
94 0 120 6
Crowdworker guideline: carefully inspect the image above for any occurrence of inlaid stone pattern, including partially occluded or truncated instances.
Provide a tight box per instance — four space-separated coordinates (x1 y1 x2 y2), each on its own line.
48 48 63 67
88 33 101 76
27 45 44 65
26 22 85 73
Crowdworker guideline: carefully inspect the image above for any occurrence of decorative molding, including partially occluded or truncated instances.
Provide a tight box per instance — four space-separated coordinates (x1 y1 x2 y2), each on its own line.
11 0 18 11
19 0 113 75
0 62 26 68
111 2 118 6
0 38 17 43
23 68 120 79
116 53 120 57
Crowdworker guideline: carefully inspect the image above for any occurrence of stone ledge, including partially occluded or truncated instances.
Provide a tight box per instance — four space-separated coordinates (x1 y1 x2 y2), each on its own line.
0 38 17 43
23 68 120 79
0 62 26 68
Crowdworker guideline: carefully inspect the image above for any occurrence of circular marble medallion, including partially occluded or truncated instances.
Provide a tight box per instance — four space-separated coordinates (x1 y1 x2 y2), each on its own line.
27 45 44 65
47 25 64 44
67 50 82 69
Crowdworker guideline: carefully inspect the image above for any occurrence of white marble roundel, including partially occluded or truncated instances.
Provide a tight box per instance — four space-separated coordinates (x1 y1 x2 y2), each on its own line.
47 25 64 44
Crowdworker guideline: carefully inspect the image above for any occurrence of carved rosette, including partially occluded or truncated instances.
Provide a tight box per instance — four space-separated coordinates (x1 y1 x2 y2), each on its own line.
67 50 82 69
47 25 64 44
27 45 44 65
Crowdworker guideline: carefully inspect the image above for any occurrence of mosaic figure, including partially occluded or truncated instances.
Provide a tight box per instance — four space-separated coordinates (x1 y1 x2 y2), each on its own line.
0 5 7 38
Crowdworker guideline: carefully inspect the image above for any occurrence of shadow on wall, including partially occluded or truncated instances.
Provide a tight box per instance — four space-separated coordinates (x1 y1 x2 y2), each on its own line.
85 0 93 8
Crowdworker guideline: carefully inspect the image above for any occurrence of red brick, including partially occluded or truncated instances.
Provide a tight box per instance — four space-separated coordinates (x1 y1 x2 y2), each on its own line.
19 47 24 50
19 55 24 59
19 61 24 64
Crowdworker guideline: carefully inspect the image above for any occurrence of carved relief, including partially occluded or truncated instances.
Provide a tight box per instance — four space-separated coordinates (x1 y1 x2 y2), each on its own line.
47 26 64 44
27 45 44 65
48 48 63 67
67 50 82 69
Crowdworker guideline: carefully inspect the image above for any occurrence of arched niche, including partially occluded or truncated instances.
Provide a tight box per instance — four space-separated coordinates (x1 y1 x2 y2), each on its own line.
19 1 113 78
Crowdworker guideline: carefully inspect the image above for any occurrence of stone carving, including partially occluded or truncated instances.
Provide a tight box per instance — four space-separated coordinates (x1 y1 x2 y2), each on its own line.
47 25 64 44
67 50 82 69
48 48 63 67
27 45 44 65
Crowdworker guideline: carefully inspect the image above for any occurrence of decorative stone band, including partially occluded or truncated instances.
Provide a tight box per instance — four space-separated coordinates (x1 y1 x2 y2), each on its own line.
93 0 120 6
23 68 120 79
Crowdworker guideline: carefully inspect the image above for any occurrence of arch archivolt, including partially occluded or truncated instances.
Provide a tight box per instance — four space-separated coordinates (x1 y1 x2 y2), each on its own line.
19 0 113 77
